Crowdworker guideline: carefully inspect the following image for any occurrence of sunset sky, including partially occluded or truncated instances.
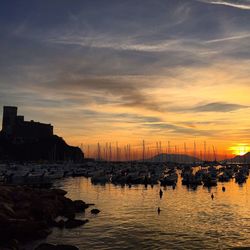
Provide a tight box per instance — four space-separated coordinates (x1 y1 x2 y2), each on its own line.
0 0 250 158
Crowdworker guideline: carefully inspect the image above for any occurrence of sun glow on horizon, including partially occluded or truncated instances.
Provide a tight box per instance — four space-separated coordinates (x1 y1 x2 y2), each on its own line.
229 144 250 156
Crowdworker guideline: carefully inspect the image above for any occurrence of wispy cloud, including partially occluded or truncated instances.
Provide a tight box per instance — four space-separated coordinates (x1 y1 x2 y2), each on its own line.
47 36 179 53
191 102 249 112
143 122 215 137
198 0 250 10
204 33 250 43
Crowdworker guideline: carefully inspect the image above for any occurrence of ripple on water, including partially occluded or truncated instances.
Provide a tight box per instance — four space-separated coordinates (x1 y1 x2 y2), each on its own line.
34 177 250 250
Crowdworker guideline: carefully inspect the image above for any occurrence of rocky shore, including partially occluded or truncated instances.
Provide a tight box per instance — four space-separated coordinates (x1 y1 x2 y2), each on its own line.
0 185 94 249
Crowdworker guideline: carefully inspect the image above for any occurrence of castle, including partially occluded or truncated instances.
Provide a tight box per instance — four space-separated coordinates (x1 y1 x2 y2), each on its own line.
0 106 84 161
1 106 53 142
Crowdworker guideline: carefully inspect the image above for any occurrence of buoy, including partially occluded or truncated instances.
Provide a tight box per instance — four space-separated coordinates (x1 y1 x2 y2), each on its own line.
211 193 214 200
157 207 161 214
222 186 226 192
159 189 163 198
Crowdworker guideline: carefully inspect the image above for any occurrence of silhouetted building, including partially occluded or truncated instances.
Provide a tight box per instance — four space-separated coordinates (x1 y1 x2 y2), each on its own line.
0 106 84 162
2 106 17 136
2 106 53 142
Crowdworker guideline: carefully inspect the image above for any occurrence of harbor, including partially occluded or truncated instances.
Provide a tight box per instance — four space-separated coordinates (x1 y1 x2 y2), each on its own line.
1 160 250 249
27 173 250 250
1 161 249 188
1 0 250 248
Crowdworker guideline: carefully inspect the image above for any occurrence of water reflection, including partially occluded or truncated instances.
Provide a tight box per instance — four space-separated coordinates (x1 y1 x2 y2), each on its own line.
41 177 250 249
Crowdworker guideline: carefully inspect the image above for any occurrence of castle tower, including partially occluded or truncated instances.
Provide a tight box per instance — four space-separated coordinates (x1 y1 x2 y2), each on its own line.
2 106 17 135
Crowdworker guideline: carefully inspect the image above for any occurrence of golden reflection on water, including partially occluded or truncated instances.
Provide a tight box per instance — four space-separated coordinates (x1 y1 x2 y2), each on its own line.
42 177 250 250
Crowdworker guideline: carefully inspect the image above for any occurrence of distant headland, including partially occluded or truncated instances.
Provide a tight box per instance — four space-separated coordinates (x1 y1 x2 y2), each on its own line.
0 106 84 162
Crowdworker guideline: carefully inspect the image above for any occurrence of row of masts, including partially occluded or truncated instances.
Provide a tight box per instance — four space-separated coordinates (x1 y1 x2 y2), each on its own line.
80 140 221 162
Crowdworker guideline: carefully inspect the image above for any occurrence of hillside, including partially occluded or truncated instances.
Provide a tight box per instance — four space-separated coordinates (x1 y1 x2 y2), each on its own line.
0 133 84 162
231 152 250 163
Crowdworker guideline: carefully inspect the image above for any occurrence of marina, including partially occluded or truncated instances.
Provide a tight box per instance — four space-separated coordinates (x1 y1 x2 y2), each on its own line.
25 172 250 250
1 161 249 188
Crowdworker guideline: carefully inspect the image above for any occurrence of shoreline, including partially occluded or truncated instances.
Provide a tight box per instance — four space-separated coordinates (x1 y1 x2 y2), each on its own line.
0 185 96 250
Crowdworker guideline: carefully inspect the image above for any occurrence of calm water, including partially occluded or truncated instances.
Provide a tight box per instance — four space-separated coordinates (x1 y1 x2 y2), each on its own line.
34 176 250 249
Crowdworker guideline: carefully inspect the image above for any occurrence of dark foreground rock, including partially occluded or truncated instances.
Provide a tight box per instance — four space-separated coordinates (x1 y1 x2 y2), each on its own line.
35 243 79 250
73 200 89 212
0 185 91 248
91 208 100 214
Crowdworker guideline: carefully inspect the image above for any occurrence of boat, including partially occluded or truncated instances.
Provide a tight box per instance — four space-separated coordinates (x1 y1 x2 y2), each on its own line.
160 172 178 186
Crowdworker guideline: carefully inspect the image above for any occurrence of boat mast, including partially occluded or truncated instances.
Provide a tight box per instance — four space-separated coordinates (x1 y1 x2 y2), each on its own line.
109 143 112 162
193 141 196 165
97 142 101 161
212 145 217 162
168 141 171 162
184 142 187 163
204 141 207 162
142 140 145 162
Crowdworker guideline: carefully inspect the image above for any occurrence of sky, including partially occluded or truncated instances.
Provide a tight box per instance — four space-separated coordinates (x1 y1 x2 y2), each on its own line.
0 0 250 158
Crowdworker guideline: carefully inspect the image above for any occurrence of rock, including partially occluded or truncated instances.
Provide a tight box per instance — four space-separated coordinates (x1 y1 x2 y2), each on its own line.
1 239 20 250
64 219 89 229
0 186 14 203
35 243 79 250
61 198 75 219
91 209 100 214
56 245 79 250
12 187 32 202
35 243 57 250
10 239 19 248
52 219 65 228
12 209 31 220
52 189 68 196
73 200 89 212
0 219 51 242
0 202 15 217
0 211 11 225
0 185 91 247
